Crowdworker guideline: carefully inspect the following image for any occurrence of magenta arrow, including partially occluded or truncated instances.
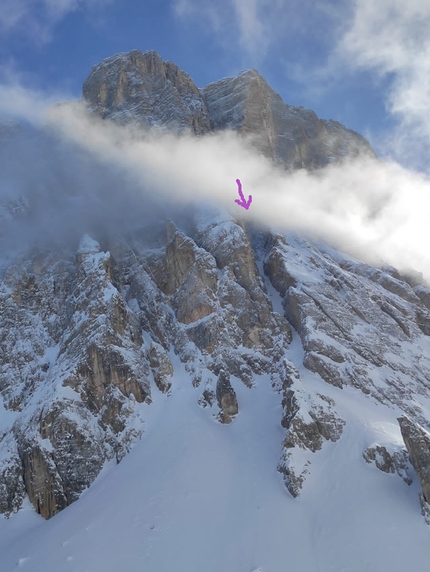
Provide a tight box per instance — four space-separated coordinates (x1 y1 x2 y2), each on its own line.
234 178 252 210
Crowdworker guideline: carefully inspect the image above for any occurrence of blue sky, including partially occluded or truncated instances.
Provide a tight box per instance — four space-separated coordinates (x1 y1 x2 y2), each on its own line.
0 0 429 170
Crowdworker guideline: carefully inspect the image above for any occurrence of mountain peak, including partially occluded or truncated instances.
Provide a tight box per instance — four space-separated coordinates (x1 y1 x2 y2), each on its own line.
83 49 211 134
83 50 375 168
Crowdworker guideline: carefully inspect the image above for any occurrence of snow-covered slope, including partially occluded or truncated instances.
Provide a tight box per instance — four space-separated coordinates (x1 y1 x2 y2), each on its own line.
1 337 430 572
2 211 430 571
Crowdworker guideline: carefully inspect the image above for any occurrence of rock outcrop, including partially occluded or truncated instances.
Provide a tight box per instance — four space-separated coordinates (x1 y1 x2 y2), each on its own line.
0 236 151 517
277 372 345 497
398 416 430 514
202 70 375 168
216 369 238 424
2 196 430 520
263 233 430 424
363 445 412 485
83 50 211 134
149 342 173 394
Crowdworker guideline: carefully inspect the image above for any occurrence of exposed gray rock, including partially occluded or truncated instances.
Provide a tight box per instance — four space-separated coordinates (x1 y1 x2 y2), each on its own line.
277 455 309 498
0 440 26 516
282 406 345 453
166 226 218 324
17 439 68 519
398 416 430 503
149 342 173 393
202 70 375 169
3 208 430 519
198 388 216 408
281 389 299 429
420 494 430 526
0 236 150 518
303 351 345 389
216 370 238 424
83 50 210 134
16 401 107 519
263 235 298 298
194 213 292 355
278 377 345 497
363 445 412 485
83 49 375 170
415 286 430 311
264 234 430 419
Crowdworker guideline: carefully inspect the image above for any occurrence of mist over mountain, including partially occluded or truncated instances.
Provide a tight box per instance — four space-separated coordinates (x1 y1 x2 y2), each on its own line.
1 49 430 572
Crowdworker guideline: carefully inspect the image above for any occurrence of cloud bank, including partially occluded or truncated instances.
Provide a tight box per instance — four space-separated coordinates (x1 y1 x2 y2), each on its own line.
1 92 430 285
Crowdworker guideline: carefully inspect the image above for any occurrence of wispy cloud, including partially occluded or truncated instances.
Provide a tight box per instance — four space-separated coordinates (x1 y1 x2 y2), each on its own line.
335 0 430 169
52 103 430 280
172 0 350 97
231 0 266 57
0 0 111 43
1 85 430 283
0 82 68 125
173 0 328 63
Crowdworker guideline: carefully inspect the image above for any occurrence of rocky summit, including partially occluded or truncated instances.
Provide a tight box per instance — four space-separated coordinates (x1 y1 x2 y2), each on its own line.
83 49 374 169
1 50 430 567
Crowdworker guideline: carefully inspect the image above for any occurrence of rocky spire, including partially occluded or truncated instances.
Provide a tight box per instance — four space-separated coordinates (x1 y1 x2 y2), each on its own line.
83 49 211 134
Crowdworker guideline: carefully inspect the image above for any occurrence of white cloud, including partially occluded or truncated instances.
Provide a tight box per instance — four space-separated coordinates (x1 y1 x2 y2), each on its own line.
338 0 430 169
2 78 430 281
0 83 66 125
1 91 427 282
173 0 194 18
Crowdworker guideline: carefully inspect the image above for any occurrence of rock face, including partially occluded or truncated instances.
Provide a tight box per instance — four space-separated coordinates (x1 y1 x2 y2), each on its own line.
263 233 430 424
398 416 430 504
216 369 238 424
83 50 374 169
0 217 294 518
0 235 152 518
83 50 211 134
2 207 430 521
363 445 412 485
149 342 173 394
277 365 346 497
202 70 375 168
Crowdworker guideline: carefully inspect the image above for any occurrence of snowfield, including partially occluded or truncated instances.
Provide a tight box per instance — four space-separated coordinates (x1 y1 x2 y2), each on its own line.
1 336 430 572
